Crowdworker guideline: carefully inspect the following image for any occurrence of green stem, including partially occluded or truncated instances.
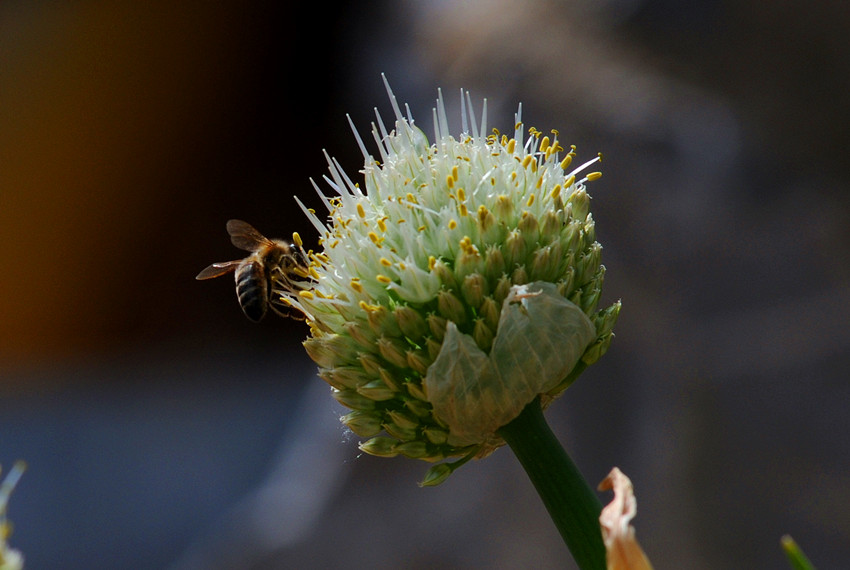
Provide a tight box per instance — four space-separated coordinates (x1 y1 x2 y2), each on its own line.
497 397 606 570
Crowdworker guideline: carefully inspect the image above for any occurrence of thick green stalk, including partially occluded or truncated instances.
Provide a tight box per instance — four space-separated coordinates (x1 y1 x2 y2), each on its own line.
497 397 606 570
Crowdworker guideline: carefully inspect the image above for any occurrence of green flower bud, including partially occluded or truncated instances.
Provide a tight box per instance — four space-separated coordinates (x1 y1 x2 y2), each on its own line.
332 388 376 410
427 313 448 342
377 336 410 369
357 379 397 402
517 211 539 245
342 410 384 437
383 420 419 442
395 441 430 459
359 437 399 457
420 463 453 487
319 366 370 390
386 409 420 431
461 273 488 309
472 318 495 352
406 349 432 376
437 290 467 324
479 296 501 332
483 244 506 281
395 305 428 341
423 426 449 445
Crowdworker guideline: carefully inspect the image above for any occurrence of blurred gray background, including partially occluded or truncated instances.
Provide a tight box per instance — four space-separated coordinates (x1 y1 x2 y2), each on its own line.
1 1 849 568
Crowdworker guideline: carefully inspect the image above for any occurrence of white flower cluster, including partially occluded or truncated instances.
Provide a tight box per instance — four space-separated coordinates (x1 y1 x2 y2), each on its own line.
289 78 619 484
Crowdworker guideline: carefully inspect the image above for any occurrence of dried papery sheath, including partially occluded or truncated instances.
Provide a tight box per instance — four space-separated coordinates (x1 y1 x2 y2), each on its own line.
289 76 619 483
425 282 596 448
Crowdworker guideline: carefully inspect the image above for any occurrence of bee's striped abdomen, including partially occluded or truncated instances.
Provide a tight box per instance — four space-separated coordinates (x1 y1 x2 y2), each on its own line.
234 259 268 322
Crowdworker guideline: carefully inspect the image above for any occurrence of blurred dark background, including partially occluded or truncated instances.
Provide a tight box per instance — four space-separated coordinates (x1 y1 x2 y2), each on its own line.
1 1 849 568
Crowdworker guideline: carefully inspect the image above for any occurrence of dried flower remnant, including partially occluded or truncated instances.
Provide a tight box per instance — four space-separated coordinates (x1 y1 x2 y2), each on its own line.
598 468 653 570
288 76 620 484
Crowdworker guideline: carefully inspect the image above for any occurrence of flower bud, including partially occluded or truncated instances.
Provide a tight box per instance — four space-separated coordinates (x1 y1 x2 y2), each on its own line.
472 318 495 352
359 436 399 457
437 290 467 324
377 335 410 369
341 409 384 437
478 296 501 332
483 244 506 281
332 388 376 410
357 379 397 402
461 272 488 309
427 313 448 341
406 349 432 376
395 305 428 341
320 366 371 390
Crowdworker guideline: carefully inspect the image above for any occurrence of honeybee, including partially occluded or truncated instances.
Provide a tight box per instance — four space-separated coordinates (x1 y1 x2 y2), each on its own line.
196 219 310 322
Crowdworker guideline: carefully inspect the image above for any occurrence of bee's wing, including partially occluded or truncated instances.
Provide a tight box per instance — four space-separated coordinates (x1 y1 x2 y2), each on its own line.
196 260 242 280
226 219 275 252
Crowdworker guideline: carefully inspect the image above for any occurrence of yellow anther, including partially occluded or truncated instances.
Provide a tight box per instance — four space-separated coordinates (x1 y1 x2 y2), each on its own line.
446 175 454 189
551 184 562 200
586 171 603 181
368 231 381 243
309 266 321 280
457 187 466 201
298 290 315 300
527 194 536 207
459 203 468 217
540 136 550 153
350 280 363 293
377 217 387 232
506 139 516 154
376 274 392 285
292 232 303 247
356 203 366 219
428 256 437 270
522 155 533 169
448 219 457 230
380 257 392 267
459 236 479 255
564 175 576 188
452 165 459 181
